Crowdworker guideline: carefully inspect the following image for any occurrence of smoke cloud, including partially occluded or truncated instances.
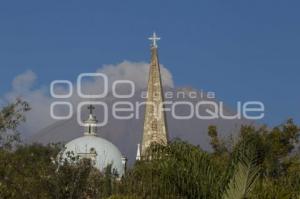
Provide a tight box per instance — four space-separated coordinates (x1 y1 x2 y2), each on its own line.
1 61 174 137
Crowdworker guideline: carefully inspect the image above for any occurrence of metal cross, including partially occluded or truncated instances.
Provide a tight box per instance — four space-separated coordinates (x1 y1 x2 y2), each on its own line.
87 105 95 115
148 32 161 48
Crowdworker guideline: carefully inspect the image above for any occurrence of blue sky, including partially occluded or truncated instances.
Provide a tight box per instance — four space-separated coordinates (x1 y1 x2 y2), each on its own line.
0 0 299 126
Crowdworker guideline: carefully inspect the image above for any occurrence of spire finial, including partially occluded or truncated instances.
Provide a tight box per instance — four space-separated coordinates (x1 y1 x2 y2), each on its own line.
136 144 141 160
87 105 95 115
148 32 161 48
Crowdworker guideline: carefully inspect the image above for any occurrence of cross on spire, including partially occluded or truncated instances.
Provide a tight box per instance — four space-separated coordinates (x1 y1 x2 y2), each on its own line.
148 32 161 48
87 105 95 115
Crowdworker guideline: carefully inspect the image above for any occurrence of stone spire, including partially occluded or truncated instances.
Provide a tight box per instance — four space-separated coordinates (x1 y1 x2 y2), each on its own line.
140 32 169 157
84 105 97 136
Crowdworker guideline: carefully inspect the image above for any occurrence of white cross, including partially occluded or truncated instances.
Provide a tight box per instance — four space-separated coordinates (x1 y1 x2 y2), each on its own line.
148 32 161 48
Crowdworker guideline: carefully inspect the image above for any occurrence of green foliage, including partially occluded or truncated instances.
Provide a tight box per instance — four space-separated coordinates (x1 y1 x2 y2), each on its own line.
208 125 224 154
223 150 260 199
0 143 120 199
0 98 30 149
121 140 226 198
211 119 300 199
1 101 300 198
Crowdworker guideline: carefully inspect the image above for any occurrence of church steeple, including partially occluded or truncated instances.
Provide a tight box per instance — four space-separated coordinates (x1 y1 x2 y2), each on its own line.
84 105 97 136
140 32 169 158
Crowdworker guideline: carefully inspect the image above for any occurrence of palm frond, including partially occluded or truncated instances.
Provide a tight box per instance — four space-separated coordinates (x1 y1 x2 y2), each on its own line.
223 153 260 199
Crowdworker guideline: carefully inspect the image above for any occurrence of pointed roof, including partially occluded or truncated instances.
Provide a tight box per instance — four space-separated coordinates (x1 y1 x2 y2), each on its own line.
141 33 169 157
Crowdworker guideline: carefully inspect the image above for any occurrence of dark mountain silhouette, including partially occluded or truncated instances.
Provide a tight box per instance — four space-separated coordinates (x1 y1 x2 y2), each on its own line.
30 88 253 165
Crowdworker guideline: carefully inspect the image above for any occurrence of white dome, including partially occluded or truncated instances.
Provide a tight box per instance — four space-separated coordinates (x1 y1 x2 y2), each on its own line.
62 135 125 176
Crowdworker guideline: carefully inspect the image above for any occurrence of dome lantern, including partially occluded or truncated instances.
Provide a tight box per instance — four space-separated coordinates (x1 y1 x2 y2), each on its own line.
84 105 97 136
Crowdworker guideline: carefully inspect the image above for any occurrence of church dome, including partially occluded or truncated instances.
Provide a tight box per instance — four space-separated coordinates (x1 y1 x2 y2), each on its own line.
60 105 126 177
62 135 125 176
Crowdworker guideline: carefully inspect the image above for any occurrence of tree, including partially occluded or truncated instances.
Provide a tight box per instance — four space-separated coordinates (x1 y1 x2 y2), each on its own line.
1 99 300 198
0 98 30 149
